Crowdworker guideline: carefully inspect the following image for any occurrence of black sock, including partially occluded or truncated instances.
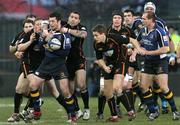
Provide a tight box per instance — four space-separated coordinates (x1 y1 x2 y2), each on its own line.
152 83 161 107
133 83 144 104
107 96 117 116
97 94 106 114
164 90 177 112
124 89 135 110
80 88 89 109
24 97 31 111
116 92 131 112
143 90 156 113
14 93 23 113
56 94 69 113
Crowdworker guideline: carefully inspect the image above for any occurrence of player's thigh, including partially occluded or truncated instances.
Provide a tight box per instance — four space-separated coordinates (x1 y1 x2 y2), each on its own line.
156 74 168 92
104 79 113 99
113 74 123 93
140 73 153 91
16 73 29 93
76 69 86 89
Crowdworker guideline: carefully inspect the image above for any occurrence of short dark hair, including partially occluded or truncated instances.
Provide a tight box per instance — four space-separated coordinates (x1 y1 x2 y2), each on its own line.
49 12 61 21
26 14 37 19
70 11 81 19
123 9 135 16
22 19 34 27
92 24 106 34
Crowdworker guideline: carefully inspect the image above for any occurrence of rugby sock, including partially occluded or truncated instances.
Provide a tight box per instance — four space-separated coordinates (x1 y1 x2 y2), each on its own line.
30 89 40 112
72 93 80 111
152 88 160 108
124 89 135 110
152 83 161 106
164 90 177 112
14 93 23 113
56 94 69 113
143 89 156 113
107 96 117 116
64 96 76 117
80 88 89 109
97 94 106 114
132 82 144 104
116 92 131 112
24 97 34 111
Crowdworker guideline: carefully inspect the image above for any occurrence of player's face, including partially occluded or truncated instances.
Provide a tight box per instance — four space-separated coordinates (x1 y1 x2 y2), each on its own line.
124 12 134 25
93 32 105 43
142 13 151 27
145 7 155 13
68 13 80 27
23 23 34 33
112 15 122 27
34 20 42 33
49 17 60 31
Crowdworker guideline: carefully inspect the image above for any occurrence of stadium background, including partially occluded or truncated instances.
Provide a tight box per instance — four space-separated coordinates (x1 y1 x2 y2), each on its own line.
0 0 180 97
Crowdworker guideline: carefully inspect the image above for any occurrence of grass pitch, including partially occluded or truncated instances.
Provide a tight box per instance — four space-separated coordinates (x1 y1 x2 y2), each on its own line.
0 97 180 125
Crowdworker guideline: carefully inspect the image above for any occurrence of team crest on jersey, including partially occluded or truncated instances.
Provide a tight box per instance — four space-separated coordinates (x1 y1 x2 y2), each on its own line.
104 50 114 57
149 34 154 39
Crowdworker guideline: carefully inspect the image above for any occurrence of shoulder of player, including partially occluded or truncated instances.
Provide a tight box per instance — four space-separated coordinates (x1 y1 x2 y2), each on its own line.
155 25 166 36
77 23 87 31
133 17 142 24
155 16 167 28
94 42 104 50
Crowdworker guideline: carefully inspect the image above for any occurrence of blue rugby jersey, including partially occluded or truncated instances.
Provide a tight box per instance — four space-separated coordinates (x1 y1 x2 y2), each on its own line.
137 24 169 60
45 32 71 58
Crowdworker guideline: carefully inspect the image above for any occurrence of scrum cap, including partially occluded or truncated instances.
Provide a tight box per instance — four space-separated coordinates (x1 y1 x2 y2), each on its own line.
144 2 156 13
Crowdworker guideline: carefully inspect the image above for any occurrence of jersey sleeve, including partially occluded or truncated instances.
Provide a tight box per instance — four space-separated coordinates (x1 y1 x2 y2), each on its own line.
156 29 169 47
10 32 24 46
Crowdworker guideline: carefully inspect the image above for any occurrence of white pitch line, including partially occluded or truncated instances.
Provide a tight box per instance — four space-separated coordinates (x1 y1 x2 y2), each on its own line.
0 104 26 108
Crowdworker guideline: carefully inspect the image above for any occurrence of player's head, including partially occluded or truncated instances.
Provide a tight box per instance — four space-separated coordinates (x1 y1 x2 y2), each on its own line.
92 24 106 43
34 18 42 33
144 2 156 13
22 19 34 33
123 9 135 26
49 12 61 31
112 10 124 27
68 11 80 27
142 11 156 27
26 14 37 22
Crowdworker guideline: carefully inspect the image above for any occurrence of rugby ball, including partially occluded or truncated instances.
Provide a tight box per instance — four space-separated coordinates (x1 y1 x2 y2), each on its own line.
48 38 61 50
